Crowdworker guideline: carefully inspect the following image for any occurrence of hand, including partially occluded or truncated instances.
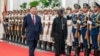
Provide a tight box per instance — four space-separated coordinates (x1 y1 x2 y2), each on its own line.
21 35 25 39
87 20 92 24
8 27 10 30
51 38 54 41
39 35 43 40
77 20 81 24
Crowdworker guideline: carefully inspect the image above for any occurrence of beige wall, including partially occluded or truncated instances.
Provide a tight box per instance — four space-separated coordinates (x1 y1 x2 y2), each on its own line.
6 0 100 10
0 0 4 39
0 0 4 20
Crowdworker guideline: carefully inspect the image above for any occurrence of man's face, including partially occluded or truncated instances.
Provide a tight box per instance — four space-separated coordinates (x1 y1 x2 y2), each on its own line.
93 6 99 12
79 9 83 14
58 12 63 17
99 7 100 13
74 8 79 12
30 7 37 15
83 7 89 13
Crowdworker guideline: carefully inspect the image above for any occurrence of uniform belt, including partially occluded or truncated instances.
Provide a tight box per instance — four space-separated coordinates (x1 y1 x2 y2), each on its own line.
67 24 72 26
91 26 99 28
72 24 77 28
45 24 48 25
81 25 87 28
4 22 8 24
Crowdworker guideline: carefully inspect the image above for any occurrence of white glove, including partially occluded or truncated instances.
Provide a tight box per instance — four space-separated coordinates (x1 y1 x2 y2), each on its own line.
87 20 92 24
77 20 81 24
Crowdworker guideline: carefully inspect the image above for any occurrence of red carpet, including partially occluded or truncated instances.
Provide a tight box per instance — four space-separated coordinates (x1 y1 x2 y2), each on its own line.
0 41 54 56
0 41 94 56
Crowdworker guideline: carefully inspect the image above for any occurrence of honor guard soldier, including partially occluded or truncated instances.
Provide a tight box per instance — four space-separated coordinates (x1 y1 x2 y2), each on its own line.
16 11 21 43
49 10 57 51
65 7 73 56
8 11 12 41
41 9 46 49
37 9 43 49
42 9 49 50
13 11 16 42
46 9 52 51
8 11 12 40
21 10 26 44
15 11 19 42
71 4 81 56
12 11 15 41
9 11 13 41
90 2 100 56
19 10 24 43
4 11 9 40
80 3 91 56
98 3 100 56
46 9 53 51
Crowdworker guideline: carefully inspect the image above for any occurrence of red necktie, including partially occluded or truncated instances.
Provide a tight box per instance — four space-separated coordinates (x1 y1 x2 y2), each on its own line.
33 16 36 25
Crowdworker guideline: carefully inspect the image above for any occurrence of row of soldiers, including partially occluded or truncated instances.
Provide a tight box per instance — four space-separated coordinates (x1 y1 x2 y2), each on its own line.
3 2 100 56
3 10 27 44
65 2 100 56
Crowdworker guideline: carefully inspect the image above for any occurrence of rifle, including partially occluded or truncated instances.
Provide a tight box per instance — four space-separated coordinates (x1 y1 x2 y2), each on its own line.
46 22 50 35
98 30 100 50
46 16 50 35
85 14 90 48
74 14 80 38
97 14 100 49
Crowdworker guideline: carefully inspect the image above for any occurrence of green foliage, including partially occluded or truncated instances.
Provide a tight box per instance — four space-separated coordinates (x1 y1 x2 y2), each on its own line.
20 2 27 9
53 2 60 7
19 0 60 9
41 0 52 7
29 1 39 7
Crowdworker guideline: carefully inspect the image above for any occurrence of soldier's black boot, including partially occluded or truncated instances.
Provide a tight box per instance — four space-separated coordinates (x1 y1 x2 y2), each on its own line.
80 43 83 52
38 40 42 49
55 53 60 56
84 48 90 56
75 46 80 56
16 36 20 43
94 50 99 56
16 35 19 43
43 41 47 50
78 47 80 56
98 50 100 56
75 46 78 56
52 43 55 52
4 33 7 40
23 38 26 44
84 48 87 56
47 42 52 51
89 44 92 52
19 37 22 43
66 46 72 56
88 49 91 56
3 34 5 40
11 35 13 41
6 34 9 40
13 35 17 42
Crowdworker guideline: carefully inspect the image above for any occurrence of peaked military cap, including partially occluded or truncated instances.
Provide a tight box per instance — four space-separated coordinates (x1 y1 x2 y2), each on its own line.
74 4 81 9
83 3 90 9
93 2 100 8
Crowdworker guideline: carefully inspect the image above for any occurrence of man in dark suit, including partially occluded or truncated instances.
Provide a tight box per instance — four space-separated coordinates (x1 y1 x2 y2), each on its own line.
51 9 68 56
22 6 42 56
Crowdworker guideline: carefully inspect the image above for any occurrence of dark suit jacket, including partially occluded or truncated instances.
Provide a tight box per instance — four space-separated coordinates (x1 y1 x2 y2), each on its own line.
22 14 42 41
51 17 68 39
